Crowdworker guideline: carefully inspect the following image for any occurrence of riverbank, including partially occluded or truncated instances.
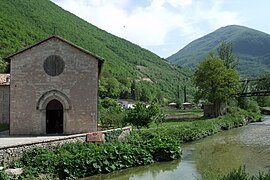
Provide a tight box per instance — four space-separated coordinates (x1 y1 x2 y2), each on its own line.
184 116 270 180
142 108 262 143
88 116 270 180
0 109 262 179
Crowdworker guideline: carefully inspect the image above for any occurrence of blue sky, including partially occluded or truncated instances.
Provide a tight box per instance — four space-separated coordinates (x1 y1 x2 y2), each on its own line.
51 0 270 58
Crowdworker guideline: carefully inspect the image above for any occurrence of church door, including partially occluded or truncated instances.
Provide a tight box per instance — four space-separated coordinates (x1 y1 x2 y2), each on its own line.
46 99 63 134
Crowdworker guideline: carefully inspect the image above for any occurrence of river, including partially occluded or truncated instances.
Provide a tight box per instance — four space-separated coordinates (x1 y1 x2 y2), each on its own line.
86 116 270 180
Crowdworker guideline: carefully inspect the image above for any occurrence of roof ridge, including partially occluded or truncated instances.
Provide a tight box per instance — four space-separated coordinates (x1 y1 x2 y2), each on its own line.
5 36 105 63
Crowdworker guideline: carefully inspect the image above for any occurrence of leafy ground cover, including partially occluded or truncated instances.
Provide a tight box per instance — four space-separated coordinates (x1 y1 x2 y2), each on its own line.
1 108 262 179
5 131 180 179
222 166 270 180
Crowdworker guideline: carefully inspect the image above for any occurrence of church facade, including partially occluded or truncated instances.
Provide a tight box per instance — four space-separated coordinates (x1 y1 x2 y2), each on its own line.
3 36 103 135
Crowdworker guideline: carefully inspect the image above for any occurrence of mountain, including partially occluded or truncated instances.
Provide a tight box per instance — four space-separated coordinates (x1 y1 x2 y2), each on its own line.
167 25 270 77
0 0 193 102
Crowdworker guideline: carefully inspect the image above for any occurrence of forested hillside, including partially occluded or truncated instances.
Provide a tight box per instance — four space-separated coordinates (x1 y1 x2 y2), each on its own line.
167 25 270 77
0 0 193 103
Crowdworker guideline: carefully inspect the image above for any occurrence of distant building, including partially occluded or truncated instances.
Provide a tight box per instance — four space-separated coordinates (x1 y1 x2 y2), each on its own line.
168 102 177 109
182 102 194 109
1 36 104 135
0 74 10 124
118 99 136 109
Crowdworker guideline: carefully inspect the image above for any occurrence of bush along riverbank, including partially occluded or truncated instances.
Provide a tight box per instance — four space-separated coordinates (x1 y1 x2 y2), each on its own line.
0 108 262 179
1 133 181 179
139 108 262 143
222 166 270 180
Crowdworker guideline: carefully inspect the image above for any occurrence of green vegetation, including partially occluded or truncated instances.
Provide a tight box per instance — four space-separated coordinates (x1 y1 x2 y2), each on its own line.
0 107 261 179
125 103 161 128
218 42 239 69
138 108 261 143
193 54 240 117
0 170 9 180
0 58 7 73
202 166 270 180
0 0 193 103
99 101 127 128
163 108 203 115
7 131 180 179
221 167 270 180
168 25 270 77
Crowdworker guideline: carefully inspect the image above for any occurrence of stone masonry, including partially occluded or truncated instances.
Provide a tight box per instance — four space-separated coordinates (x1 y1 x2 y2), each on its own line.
7 36 103 135
0 126 132 166
0 74 10 124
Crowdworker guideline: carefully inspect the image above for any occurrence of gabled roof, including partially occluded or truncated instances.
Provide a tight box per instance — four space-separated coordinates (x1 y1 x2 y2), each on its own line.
5 35 104 72
0 74 10 85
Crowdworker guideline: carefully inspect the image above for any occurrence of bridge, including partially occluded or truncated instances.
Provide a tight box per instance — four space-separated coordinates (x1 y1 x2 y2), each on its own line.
238 78 270 97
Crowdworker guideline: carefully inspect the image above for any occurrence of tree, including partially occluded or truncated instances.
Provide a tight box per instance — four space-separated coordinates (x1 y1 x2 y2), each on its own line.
255 72 270 91
117 77 132 99
193 56 240 117
125 103 160 128
254 72 270 107
0 58 7 73
217 42 239 69
99 77 121 99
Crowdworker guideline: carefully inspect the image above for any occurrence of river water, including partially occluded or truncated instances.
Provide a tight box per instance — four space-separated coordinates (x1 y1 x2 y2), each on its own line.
86 116 270 180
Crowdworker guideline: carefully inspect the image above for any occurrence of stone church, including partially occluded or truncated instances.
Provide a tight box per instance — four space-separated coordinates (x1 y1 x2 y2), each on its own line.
0 36 103 135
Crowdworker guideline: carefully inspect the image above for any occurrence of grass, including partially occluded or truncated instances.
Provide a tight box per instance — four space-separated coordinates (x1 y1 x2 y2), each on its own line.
163 108 203 116
150 117 208 128
146 107 263 143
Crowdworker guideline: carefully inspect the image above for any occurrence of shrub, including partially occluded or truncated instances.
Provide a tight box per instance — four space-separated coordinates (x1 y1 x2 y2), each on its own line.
246 100 260 114
0 170 9 180
19 148 57 176
127 131 181 161
143 136 181 161
222 166 249 180
100 106 126 128
16 134 180 179
221 166 270 180
125 103 160 128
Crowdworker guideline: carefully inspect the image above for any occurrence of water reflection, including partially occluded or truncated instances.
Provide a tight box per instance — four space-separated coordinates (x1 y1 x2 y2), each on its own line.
185 133 270 176
85 117 270 179
84 159 201 180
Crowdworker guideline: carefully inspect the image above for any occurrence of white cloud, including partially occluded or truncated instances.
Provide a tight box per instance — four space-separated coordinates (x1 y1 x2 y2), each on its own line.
51 0 243 57
193 0 242 30
167 0 193 7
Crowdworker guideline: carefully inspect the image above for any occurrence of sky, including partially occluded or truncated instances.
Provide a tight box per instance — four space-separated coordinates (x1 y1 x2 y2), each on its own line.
51 0 270 58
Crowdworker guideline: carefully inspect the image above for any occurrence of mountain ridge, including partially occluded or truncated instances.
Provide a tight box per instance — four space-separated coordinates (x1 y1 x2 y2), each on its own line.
167 25 270 77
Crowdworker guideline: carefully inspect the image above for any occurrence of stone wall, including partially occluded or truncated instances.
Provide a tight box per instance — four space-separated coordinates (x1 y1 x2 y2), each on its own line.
0 85 9 124
0 126 132 166
0 134 86 165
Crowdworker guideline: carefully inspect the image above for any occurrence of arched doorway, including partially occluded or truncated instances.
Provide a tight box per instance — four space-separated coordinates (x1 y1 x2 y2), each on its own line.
46 99 63 134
